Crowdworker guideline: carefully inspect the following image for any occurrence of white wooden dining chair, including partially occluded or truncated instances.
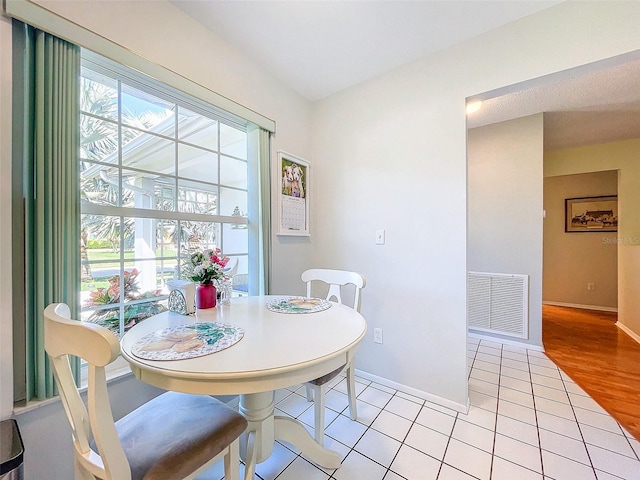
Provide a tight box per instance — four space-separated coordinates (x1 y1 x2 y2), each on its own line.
223 257 239 278
300 268 366 445
44 303 247 480
232 273 249 296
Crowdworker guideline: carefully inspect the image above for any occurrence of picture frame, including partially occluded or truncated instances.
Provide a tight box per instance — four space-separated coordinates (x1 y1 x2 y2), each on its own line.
565 195 618 233
276 150 310 236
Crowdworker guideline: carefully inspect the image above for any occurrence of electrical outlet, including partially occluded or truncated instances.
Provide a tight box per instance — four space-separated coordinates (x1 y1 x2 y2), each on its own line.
374 328 383 344
375 229 385 245
587 283 595 291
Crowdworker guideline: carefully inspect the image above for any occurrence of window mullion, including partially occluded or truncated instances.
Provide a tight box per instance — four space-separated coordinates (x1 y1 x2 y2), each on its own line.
175 105 180 260
118 80 125 335
80 202 244 225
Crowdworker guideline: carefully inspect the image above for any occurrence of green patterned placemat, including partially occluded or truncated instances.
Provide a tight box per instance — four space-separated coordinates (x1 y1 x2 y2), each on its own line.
132 322 244 360
266 297 332 314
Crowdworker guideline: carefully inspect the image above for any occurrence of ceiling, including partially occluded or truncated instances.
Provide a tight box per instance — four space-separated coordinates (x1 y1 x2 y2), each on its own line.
171 0 560 100
466 53 640 150
171 0 640 150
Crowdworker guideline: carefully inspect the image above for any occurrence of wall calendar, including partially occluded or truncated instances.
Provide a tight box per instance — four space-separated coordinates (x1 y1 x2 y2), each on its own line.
277 151 310 236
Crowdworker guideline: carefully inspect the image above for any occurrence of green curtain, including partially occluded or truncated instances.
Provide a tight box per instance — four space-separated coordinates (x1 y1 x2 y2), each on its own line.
248 125 272 296
20 24 81 400
258 128 272 295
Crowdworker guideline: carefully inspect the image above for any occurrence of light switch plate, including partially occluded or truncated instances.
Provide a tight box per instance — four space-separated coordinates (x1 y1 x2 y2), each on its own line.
375 229 385 245
374 328 383 344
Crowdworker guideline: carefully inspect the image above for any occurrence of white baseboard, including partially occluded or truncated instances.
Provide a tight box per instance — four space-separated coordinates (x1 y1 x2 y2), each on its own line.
225 373 470 414
543 301 618 313
468 331 545 352
616 322 640 345
354 369 469 414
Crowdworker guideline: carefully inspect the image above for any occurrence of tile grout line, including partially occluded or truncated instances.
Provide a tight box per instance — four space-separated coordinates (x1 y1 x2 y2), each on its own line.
379 390 426 480
485 343 502 480
527 348 546 480
434 338 482 480
326 383 395 480
564 381 640 462
560 367 602 480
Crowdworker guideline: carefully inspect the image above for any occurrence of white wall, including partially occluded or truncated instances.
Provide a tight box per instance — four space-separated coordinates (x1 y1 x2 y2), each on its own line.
312 77 469 405
312 2 640 408
468 115 544 347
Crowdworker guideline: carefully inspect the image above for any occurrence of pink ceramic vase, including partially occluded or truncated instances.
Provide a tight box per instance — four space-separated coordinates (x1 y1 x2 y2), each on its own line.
196 282 217 309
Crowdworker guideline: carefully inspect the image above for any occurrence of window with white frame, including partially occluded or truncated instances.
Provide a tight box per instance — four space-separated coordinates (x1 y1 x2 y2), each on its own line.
80 51 250 336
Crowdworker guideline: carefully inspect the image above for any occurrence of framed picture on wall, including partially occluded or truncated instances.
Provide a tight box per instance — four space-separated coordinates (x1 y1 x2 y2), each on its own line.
276 150 310 236
565 195 618 232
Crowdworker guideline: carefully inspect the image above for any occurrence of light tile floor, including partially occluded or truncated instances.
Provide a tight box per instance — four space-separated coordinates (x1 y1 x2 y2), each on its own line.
200 338 640 479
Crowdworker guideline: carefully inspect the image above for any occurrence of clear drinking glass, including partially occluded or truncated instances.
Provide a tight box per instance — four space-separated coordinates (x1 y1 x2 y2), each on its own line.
219 277 232 306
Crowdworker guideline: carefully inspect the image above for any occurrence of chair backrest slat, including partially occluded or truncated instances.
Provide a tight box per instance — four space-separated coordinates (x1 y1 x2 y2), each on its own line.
44 303 132 480
301 268 366 312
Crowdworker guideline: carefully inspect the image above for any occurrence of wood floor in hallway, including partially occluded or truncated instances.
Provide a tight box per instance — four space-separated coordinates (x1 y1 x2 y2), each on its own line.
543 305 640 440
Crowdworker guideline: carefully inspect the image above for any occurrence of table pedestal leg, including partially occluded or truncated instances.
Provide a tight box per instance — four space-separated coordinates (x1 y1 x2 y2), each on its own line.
274 416 341 469
239 392 275 479
238 391 342 477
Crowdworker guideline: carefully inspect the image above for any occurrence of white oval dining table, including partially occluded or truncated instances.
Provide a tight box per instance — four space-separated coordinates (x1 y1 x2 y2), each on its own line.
120 295 367 480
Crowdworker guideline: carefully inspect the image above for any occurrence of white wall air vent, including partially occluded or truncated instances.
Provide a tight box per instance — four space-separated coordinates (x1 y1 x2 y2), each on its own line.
468 272 529 339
